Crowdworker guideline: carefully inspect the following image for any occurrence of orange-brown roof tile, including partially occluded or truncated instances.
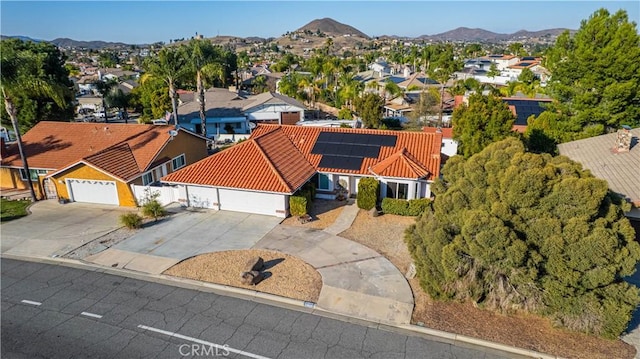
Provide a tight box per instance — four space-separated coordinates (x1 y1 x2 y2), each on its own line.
370 148 431 179
162 127 316 194
84 143 140 181
1 122 176 179
252 124 442 179
423 127 453 139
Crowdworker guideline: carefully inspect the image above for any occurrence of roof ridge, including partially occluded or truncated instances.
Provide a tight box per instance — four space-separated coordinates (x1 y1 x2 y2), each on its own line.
399 148 430 177
253 132 294 192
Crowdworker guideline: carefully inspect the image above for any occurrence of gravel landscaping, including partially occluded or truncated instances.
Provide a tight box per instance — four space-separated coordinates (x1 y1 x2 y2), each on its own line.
280 198 347 229
164 249 322 303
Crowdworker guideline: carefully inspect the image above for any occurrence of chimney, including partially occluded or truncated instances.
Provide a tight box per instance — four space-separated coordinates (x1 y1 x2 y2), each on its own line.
614 126 632 153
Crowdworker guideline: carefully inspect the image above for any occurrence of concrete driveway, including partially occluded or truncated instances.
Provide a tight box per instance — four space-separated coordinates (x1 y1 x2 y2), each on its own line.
86 209 282 274
1 200 127 258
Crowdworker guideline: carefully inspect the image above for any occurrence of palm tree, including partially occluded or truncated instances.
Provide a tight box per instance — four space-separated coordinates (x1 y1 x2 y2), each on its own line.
143 46 188 125
93 78 116 123
187 39 226 138
1 44 67 202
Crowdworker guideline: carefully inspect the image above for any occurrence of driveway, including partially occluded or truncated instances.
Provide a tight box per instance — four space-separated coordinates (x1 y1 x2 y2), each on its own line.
86 209 282 274
1 200 127 258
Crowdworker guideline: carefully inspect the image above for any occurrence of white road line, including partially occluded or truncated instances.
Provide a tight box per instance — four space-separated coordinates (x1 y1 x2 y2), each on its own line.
20 300 42 306
80 312 103 319
137 324 271 359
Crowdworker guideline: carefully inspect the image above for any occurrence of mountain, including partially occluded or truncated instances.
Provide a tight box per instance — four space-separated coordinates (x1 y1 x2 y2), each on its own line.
296 18 369 39
50 38 134 49
0 35 44 43
420 27 571 42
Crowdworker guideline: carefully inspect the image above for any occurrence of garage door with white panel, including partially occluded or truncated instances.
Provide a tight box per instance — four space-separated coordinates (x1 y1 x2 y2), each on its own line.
218 189 285 216
186 185 218 209
67 178 119 205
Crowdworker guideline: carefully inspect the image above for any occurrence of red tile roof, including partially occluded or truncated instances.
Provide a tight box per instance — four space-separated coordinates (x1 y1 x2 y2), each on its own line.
370 148 431 179
423 127 453 139
162 127 316 194
84 143 140 181
1 122 179 181
253 125 442 179
164 125 442 193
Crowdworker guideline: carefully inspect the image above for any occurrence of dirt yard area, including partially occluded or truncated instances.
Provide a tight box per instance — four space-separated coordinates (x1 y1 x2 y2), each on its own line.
164 249 322 302
281 199 347 230
339 210 636 359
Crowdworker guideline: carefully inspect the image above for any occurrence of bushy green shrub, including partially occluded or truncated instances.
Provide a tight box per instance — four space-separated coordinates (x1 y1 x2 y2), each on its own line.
289 195 308 216
407 198 432 215
141 200 167 221
381 198 409 215
357 177 379 210
382 197 432 216
120 212 142 229
405 137 640 338
300 182 316 201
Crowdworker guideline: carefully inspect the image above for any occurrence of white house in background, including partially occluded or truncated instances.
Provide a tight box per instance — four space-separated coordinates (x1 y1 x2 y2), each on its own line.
423 127 458 160
242 91 306 125
369 60 391 76
177 88 305 141
482 54 520 70
162 124 443 217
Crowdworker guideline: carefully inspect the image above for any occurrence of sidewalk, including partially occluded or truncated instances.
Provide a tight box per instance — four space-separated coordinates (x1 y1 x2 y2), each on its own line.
324 198 359 235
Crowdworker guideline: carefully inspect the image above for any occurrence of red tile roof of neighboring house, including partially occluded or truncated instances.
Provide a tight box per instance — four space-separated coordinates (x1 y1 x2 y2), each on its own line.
84 143 140 181
423 127 453 139
162 127 316 194
255 124 442 179
1 122 184 181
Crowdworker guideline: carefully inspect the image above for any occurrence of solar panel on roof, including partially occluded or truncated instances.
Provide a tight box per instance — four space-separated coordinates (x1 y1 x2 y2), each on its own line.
522 56 535 61
518 62 533 67
318 155 363 171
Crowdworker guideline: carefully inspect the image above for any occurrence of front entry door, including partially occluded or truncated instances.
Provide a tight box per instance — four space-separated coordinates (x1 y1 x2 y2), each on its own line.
43 178 57 199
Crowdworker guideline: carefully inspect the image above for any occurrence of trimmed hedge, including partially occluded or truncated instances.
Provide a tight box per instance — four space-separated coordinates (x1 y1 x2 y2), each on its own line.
357 177 379 210
382 197 431 216
289 195 308 216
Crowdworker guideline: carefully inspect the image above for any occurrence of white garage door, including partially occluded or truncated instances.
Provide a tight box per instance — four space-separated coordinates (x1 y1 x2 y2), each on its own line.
218 189 284 216
67 179 119 205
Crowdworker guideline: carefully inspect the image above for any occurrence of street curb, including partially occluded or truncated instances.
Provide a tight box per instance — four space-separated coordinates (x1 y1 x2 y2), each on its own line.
2 253 561 359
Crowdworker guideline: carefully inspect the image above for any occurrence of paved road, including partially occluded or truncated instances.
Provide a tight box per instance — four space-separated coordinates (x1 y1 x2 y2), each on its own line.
1 259 511 359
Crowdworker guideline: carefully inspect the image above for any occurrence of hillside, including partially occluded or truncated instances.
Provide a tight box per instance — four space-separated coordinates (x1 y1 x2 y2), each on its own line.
296 18 369 39
420 27 571 42
50 38 134 49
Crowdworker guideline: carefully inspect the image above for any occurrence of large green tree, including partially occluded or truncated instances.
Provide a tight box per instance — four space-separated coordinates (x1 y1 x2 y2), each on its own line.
452 93 516 158
538 9 640 140
0 39 74 133
354 92 384 128
130 76 171 122
1 39 71 202
406 138 640 339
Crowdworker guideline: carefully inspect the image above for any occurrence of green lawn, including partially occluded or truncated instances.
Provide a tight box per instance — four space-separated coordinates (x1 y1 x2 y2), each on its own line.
1 198 31 222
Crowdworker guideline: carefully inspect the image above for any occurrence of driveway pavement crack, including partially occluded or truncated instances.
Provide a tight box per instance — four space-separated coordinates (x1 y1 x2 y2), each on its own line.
315 255 380 269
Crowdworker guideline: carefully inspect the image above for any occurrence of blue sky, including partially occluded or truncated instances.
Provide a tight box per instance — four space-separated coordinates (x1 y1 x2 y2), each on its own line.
1 1 638 44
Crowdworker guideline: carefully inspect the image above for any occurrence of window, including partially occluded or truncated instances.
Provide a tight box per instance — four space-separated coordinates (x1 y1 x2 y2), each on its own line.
234 122 242 129
142 172 154 186
317 173 330 190
386 182 408 200
171 154 186 171
19 169 47 181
